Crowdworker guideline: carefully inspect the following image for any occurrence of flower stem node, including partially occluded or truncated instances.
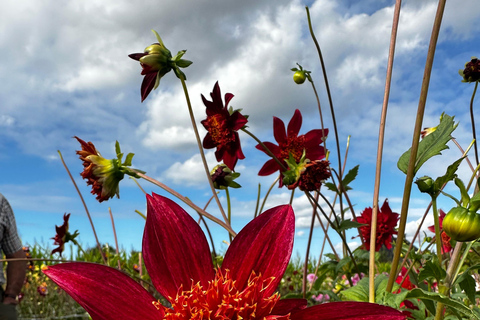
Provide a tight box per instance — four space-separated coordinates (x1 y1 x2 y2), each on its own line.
415 176 435 195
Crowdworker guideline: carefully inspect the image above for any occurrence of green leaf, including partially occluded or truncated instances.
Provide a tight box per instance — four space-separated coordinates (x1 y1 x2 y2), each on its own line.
123 153 135 167
176 59 193 68
341 165 359 190
418 260 446 283
454 178 470 207
469 190 480 212
324 182 338 193
337 219 365 232
406 288 480 319
115 140 121 156
457 274 476 305
397 113 457 175
431 157 463 197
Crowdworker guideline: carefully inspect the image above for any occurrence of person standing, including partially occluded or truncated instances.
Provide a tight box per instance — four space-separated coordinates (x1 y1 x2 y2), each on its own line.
0 193 26 320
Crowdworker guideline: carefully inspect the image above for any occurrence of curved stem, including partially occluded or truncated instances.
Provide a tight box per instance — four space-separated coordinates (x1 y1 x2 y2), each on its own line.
386 0 447 293
179 77 229 225
258 176 280 215
254 183 261 218
57 150 107 265
108 207 122 270
133 170 236 236
469 81 479 167
309 80 328 156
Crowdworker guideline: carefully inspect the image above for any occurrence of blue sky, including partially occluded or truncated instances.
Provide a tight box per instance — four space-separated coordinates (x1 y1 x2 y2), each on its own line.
1 0 479 260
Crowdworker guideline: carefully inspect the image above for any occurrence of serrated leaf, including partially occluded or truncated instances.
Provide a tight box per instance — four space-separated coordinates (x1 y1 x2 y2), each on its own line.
432 157 463 196
458 274 476 305
406 288 480 319
337 219 366 232
418 261 446 283
324 182 338 193
342 165 359 190
398 113 457 174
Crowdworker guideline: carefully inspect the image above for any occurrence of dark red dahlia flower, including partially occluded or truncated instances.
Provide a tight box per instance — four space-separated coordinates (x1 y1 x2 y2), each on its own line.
427 209 452 254
201 82 248 170
44 194 405 320
358 199 399 252
51 213 70 257
256 109 328 185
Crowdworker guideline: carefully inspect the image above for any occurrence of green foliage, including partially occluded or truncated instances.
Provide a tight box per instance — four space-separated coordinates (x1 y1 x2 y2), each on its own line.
398 113 458 175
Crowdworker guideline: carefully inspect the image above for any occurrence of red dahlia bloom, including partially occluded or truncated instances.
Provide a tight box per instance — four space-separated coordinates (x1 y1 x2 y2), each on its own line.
44 194 405 320
201 82 248 170
256 109 328 185
427 209 452 254
358 199 399 252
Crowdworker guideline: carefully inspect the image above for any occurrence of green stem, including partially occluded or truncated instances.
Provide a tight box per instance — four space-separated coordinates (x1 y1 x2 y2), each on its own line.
432 197 443 266
258 176 280 216
309 80 328 156
225 188 233 244
108 207 122 270
469 81 479 167
435 241 464 320
254 183 261 218
386 0 447 293
178 77 229 226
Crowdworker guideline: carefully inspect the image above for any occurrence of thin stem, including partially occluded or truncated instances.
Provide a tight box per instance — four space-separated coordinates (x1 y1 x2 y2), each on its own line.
179 77 229 225
469 81 479 167
258 176 280 215
309 80 328 156
225 188 233 244
370 0 402 302
57 150 107 265
108 207 122 270
303 198 317 298
129 176 147 195
254 184 261 218
387 0 447 293
133 170 236 236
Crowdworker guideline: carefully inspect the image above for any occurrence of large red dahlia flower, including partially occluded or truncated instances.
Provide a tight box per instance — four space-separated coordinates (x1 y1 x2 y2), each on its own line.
44 194 404 320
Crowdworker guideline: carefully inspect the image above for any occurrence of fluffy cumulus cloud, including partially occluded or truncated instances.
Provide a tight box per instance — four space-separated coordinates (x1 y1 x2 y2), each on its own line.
1 0 480 252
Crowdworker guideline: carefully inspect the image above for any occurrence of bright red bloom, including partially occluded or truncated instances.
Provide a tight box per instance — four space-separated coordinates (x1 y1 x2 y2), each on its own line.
358 199 399 252
428 209 452 254
256 109 328 185
201 82 248 170
44 194 405 320
51 213 70 257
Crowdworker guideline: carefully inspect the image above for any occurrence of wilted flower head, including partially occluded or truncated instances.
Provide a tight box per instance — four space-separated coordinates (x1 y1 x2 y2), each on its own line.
459 57 480 82
256 109 328 187
37 282 48 296
129 30 192 102
210 164 241 189
51 213 79 257
43 194 405 320
75 136 141 202
357 199 399 252
201 82 248 170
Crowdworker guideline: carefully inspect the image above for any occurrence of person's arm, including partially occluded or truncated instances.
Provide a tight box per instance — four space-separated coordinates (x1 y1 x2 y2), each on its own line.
3 249 26 305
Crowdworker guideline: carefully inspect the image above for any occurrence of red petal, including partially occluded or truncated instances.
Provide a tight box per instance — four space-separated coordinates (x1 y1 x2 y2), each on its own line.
290 302 405 319
43 263 162 320
143 194 214 301
224 92 234 108
287 109 302 137
305 129 328 145
222 205 294 297
258 159 281 176
273 116 287 144
272 298 307 315
141 72 157 102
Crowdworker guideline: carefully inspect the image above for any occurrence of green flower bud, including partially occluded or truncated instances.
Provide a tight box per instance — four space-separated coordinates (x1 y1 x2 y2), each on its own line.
415 176 435 194
442 206 480 242
293 70 307 84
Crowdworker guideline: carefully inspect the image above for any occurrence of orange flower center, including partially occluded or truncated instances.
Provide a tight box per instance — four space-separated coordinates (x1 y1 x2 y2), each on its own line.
280 136 305 162
207 114 235 146
154 269 284 320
